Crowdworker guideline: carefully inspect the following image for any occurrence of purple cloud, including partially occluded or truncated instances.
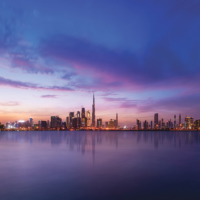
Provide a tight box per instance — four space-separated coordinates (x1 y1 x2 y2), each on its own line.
39 35 200 91
41 95 57 98
0 76 73 91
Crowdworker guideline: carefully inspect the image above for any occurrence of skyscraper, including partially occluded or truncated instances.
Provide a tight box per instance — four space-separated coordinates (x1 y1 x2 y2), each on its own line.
179 114 181 127
143 120 148 130
86 110 90 127
174 115 176 129
77 111 81 128
97 119 102 128
116 113 118 127
81 108 86 127
154 113 158 128
92 93 95 127
69 112 74 128
51 116 62 128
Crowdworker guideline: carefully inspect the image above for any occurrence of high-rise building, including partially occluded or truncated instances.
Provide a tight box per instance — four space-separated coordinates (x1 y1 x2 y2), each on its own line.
51 116 62 128
174 115 176 129
69 112 74 128
97 119 102 128
47 120 50 128
154 113 158 129
179 114 181 127
105 121 108 128
151 121 153 129
41 121 47 129
92 93 95 127
108 119 115 128
86 110 90 127
81 108 87 127
185 116 193 129
29 117 33 127
194 119 200 129
66 117 70 128
137 119 141 130
72 118 77 129
143 120 148 130
77 111 81 128
116 113 118 127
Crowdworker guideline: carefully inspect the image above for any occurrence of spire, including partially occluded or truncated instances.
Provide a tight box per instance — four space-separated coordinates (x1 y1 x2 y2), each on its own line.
93 92 95 104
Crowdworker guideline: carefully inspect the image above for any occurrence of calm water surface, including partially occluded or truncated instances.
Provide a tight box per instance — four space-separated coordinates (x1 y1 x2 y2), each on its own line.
0 131 200 200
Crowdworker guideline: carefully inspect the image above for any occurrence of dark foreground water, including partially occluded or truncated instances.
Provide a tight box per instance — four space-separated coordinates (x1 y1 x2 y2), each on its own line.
0 131 200 200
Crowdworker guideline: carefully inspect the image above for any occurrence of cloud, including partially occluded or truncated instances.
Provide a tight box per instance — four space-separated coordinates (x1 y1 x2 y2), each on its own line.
0 101 19 106
0 76 73 91
41 95 57 98
39 35 200 91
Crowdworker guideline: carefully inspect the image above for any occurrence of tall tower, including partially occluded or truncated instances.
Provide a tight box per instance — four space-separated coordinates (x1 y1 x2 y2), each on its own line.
116 113 118 127
179 114 181 127
154 113 158 128
92 93 95 127
174 115 176 129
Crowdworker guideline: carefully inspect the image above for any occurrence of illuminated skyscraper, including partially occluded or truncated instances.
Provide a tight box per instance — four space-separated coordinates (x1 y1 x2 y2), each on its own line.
97 119 102 128
154 113 158 128
92 93 95 127
69 112 74 128
51 116 62 128
86 110 91 127
29 117 33 127
81 108 87 127
77 111 81 128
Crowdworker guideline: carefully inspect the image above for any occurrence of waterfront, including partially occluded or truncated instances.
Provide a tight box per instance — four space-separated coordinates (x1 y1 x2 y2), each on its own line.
0 131 200 200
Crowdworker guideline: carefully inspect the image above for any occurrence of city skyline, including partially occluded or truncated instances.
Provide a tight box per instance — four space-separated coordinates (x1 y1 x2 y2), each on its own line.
1 94 200 130
1 0 200 126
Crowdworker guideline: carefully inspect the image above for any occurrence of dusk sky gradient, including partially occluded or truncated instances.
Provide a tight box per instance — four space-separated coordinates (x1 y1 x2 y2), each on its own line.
0 0 200 126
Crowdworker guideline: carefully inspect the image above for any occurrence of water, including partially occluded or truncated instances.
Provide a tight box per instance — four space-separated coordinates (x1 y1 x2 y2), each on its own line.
0 131 200 200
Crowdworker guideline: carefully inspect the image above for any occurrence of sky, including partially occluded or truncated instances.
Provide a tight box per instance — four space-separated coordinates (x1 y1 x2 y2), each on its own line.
0 0 200 126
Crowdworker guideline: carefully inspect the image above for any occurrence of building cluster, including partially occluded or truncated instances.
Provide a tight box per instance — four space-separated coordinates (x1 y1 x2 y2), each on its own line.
135 113 200 130
1 94 119 131
0 95 200 131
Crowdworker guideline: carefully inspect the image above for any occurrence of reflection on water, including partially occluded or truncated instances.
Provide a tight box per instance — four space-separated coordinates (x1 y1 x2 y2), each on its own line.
0 131 200 200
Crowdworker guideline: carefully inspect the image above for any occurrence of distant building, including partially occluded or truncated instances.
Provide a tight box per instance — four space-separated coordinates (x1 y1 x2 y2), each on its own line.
51 116 62 128
97 118 102 128
47 120 50 128
92 93 95 127
161 118 165 129
174 115 176 129
151 121 153 129
105 121 108 128
77 111 81 128
185 116 193 129
72 118 78 129
41 121 47 129
154 113 158 128
179 114 181 127
69 112 74 128
86 110 90 127
137 119 141 130
29 117 33 127
81 108 87 127
194 120 200 129
66 117 69 128
116 113 118 127
109 119 115 128
143 120 148 130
